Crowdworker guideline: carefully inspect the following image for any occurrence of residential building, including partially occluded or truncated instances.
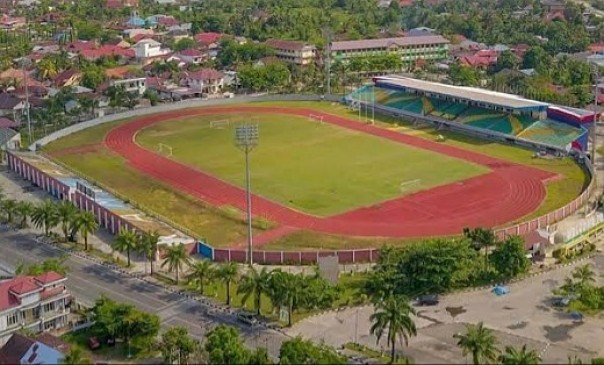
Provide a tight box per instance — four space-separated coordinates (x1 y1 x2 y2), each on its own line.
177 48 205 64
330 35 450 65
52 69 82 88
183 69 224 95
265 39 317 66
0 333 70 364
0 94 24 121
133 39 171 59
0 272 70 346
108 77 147 95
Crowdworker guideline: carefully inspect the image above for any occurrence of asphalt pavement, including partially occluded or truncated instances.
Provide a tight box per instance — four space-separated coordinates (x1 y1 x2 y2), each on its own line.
0 228 288 357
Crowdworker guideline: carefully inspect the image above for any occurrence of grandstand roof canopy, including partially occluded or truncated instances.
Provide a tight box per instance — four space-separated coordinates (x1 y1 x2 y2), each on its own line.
374 76 550 111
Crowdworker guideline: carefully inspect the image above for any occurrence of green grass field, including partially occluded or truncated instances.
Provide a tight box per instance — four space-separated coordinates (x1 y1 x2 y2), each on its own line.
43 101 590 249
135 113 488 216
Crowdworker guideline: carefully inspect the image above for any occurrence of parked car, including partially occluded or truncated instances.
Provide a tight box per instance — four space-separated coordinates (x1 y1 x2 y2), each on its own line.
88 336 101 350
237 311 258 326
553 296 572 307
417 294 440 306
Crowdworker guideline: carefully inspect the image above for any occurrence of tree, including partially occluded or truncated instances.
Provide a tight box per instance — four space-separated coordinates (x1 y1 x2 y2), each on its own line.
216 262 239 305
113 228 138 267
187 259 215 295
160 326 198 364
173 37 197 51
61 347 92 365
205 325 251 364
19 256 70 276
15 201 33 229
137 231 159 275
498 345 541 365
463 227 497 270
248 347 271 365
30 200 59 236
37 56 59 80
74 211 98 250
279 337 346 365
370 295 417 364
161 244 191 285
1 198 17 224
572 264 596 289
489 235 530 281
453 322 499 365
237 266 272 315
56 200 77 242
494 50 518 72
268 271 304 327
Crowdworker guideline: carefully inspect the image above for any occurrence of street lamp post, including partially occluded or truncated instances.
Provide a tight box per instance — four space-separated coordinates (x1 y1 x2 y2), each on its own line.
22 57 32 146
235 124 259 266
592 63 599 161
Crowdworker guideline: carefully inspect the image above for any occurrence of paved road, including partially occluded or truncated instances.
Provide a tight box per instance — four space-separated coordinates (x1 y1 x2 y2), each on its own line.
0 229 288 357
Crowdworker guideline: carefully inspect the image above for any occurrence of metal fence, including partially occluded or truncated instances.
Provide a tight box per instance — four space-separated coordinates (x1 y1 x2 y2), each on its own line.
27 94 597 264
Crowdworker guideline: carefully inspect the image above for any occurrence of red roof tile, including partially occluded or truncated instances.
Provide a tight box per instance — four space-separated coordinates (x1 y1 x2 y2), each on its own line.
9 277 40 295
184 68 223 81
265 39 314 51
35 271 64 285
178 48 203 57
0 117 19 128
194 32 223 45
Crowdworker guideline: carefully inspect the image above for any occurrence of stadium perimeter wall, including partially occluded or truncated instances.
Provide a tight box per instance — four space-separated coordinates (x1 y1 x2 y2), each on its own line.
12 94 596 265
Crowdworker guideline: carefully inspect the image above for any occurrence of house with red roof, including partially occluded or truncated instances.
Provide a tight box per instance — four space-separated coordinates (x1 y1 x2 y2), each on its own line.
176 48 205 65
0 272 69 346
182 69 224 95
0 332 70 364
458 49 498 69
194 32 224 46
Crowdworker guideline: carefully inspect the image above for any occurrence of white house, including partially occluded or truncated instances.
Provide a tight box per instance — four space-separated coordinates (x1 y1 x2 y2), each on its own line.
110 77 147 95
0 272 70 346
133 39 170 59
176 48 205 65
182 69 224 95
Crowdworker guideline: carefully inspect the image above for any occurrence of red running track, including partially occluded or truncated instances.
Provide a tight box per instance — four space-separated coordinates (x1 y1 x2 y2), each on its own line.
104 106 555 238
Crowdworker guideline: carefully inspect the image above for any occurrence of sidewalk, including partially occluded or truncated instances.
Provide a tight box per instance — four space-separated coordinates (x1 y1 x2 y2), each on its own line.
0 165 147 273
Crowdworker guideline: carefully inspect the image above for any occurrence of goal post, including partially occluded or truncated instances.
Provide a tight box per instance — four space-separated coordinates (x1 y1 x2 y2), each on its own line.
399 179 421 193
157 143 173 157
210 119 230 129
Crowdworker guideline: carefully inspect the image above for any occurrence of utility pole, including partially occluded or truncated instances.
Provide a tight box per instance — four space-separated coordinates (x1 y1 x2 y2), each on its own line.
593 63 599 161
322 27 332 95
22 57 32 146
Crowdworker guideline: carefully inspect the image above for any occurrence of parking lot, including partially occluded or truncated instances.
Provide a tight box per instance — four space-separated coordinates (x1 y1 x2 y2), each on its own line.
288 256 604 363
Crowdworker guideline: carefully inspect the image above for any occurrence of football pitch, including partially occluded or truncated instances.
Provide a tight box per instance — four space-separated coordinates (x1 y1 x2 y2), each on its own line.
135 113 490 216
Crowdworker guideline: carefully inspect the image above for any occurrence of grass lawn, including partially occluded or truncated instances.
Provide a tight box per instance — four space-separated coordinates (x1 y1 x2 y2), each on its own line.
135 113 488 216
61 327 155 362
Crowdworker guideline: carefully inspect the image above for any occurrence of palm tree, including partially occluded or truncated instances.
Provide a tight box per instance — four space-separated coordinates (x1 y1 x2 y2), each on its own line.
498 345 541 365
161 244 190 285
56 200 77 242
61 347 92 365
75 211 98 250
137 231 159 275
237 266 272 316
216 262 239 306
14 201 33 228
113 228 138 267
370 295 417 364
453 322 499 365
0 199 17 224
30 200 59 236
187 259 215 295
572 264 595 289
281 273 304 327
463 227 497 269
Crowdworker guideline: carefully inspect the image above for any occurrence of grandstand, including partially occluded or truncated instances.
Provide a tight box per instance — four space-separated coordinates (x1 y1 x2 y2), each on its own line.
346 76 591 152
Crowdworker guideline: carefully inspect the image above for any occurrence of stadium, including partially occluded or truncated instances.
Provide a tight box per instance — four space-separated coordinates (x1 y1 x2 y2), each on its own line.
5 76 596 264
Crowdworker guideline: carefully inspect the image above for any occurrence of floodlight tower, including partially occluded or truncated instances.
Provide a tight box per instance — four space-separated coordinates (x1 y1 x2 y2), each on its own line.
235 124 259 266
592 62 599 162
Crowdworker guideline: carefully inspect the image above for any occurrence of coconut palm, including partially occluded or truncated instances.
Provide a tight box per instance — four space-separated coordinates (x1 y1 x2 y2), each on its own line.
187 259 215 295
75 211 98 250
30 200 59 236
463 227 497 269
453 322 499 365
571 264 595 289
56 200 77 242
498 345 541 365
370 295 417 364
216 262 239 306
61 347 92 365
237 266 272 316
161 244 191 285
0 199 17 224
137 231 159 275
14 201 33 228
113 228 138 267
272 272 304 327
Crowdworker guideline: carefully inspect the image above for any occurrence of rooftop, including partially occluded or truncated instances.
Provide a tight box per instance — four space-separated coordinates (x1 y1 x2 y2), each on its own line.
331 35 449 51
374 75 550 110
0 272 65 310
265 39 316 51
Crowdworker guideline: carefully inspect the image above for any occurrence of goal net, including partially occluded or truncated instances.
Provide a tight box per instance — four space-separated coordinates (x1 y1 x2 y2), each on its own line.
399 179 421 193
210 119 230 129
157 143 173 157
308 113 324 125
